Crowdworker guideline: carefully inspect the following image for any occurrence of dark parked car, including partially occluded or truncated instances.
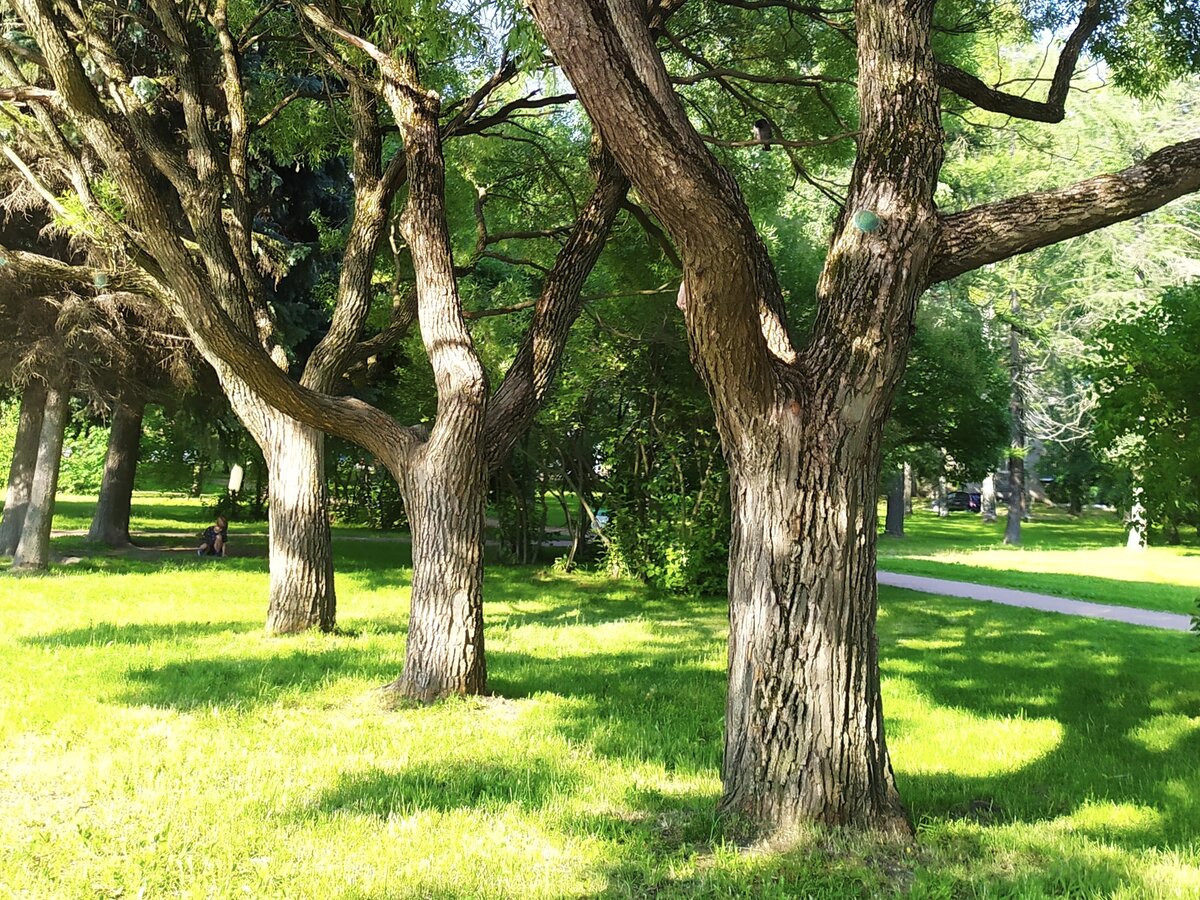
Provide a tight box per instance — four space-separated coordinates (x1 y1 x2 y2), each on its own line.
946 491 981 513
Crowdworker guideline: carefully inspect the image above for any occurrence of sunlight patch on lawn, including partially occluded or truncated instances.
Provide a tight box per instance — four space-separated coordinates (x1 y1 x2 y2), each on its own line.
1063 800 1162 838
887 678 1063 778
901 546 1200 588
1137 856 1200 899
1129 715 1200 754
5 516 1200 897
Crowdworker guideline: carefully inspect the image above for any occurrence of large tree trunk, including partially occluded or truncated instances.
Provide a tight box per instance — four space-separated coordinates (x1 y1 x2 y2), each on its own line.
87 399 145 546
219 375 336 633
378 67 490 701
12 386 69 572
981 472 997 523
719 422 908 833
884 467 905 537
936 474 949 517
1004 291 1026 546
0 380 48 556
262 414 336 634
527 0 940 837
1005 455 1026 544
386 443 487 702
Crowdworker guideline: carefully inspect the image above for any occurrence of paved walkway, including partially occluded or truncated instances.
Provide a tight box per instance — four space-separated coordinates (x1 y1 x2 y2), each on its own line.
877 570 1193 632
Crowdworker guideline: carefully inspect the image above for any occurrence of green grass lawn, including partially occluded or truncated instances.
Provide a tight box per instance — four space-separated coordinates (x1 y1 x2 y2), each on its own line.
2 506 1199 897
51 492 409 541
879 507 1200 616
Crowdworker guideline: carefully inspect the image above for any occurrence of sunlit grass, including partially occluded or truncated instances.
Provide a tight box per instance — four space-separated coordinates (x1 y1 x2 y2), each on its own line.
879 507 1200 615
2 505 1199 896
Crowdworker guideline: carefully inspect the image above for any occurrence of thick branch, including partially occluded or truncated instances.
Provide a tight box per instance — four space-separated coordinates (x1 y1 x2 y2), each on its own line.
671 68 852 89
484 151 630 468
931 137 1200 283
442 58 518 134
0 84 56 101
301 82 404 394
451 93 576 137
525 0 791 421
0 245 148 293
934 0 1100 123
622 199 681 268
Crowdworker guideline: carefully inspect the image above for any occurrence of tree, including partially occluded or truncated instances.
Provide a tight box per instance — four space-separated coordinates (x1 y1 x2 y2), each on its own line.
1092 281 1200 544
525 0 1200 834
10 381 67 570
0 0 627 698
0 379 46 555
0 190 193 554
936 61 1200 543
85 397 143 545
883 293 1010 536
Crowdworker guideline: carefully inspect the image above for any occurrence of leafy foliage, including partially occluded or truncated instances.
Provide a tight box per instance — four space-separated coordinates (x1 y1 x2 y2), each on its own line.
887 292 1010 483
1091 281 1200 542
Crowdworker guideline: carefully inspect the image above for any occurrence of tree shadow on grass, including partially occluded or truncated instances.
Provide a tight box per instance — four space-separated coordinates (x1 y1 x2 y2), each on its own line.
881 589 1200 855
487 569 728 629
116 646 400 710
487 642 725 776
23 619 255 647
484 588 1198 895
304 758 580 821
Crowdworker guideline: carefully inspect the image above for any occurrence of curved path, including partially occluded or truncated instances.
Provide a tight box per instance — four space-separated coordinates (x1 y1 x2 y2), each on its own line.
878 570 1192 632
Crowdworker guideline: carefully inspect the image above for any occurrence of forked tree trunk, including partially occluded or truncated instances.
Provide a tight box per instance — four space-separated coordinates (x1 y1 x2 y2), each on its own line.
12 386 69 572
387 442 488 702
262 415 336 633
981 472 997 523
87 399 145 546
719 422 908 832
884 467 905 537
374 67 491 701
484 0 983 836
0 380 47 556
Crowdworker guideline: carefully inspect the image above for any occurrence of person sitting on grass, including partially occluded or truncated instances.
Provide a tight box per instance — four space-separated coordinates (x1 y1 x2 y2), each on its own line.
197 516 229 557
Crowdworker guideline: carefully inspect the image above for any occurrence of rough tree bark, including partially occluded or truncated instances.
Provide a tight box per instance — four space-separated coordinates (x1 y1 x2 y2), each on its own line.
528 0 939 833
1005 291 1026 546
0 379 47 555
884 467 905 536
388 440 488 700
86 398 144 546
204 368 336 633
12 384 68 571
261 413 336 633
372 65 489 701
